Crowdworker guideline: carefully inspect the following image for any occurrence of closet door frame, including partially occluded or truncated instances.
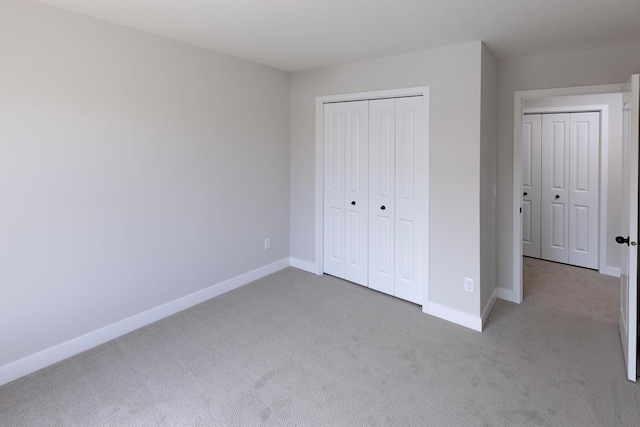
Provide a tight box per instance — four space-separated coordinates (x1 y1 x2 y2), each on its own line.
314 87 430 309
524 105 609 275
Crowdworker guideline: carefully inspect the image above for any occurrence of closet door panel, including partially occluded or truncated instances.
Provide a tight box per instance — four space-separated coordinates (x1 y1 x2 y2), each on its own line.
394 97 424 304
522 114 542 258
323 103 346 277
344 101 369 285
369 99 396 296
541 114 570 264
569 112 599 269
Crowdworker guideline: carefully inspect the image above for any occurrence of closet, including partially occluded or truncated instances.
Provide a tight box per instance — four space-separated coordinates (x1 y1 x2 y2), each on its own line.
522 112 600 269
323 96 425 304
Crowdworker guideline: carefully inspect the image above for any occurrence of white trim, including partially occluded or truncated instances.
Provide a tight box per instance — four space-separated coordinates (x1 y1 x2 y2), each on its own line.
523 104 610 276
512 83 626 304
497 287 517 303
606 266 621 278
315 86 430 307
0 258 290 387
426 302 482 332
481 288 499 329
289 257 316 274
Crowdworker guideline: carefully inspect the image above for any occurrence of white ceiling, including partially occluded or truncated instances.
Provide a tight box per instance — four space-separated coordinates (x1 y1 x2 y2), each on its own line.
36 0 640 72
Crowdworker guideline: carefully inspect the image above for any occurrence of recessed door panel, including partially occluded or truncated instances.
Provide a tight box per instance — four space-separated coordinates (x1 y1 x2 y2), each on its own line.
573 205 589 253
551 203 566 249
552 122 567 190
523 200 532 244
398 219 414 280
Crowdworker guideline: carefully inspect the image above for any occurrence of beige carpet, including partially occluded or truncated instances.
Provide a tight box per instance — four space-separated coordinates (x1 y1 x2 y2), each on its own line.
1 259 639 426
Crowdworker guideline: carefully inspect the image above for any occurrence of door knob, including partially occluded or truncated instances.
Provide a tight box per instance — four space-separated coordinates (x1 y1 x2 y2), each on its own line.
555 195 560 199
351 201 356 205
381 205 386 210
616 236 631 246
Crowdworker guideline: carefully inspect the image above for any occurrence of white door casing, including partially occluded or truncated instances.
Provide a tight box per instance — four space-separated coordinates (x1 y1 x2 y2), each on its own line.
569 112 600 269
619 74 639 382
522 114 542 258
541 113 570 264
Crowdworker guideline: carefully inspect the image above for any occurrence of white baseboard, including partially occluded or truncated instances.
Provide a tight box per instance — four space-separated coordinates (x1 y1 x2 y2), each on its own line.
497 287 518 303
604 266 621 278
289 257 317 274
424 302 482 332
0 258 290 387
481 288 499 330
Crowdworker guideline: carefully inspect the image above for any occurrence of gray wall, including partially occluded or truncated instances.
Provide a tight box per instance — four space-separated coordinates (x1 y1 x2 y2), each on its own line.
496 43 640 296
290 42 484 317
0 0 290 367
524 93 623 273
480 44 498 315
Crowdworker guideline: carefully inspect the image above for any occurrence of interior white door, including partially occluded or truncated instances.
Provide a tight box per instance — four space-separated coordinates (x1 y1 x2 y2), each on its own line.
323 103 345 279
568 112 600 269
393 97 424 304
344 101 370 285
541 114 570 263
522 114 542 258
368 98 396 295
619 74 639 382
323 101 369 285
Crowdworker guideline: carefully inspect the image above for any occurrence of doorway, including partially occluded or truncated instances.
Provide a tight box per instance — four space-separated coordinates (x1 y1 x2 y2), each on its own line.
522 99 619 272
512 84 627 304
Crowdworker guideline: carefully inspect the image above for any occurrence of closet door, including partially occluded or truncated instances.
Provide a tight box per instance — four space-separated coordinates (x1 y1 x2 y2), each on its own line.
541 114 570 264
368 99 396 295
323 103 345 278
568 112 599 269
394 97 424 304
344 102 369 285
522 114 542 258
323 101 369 285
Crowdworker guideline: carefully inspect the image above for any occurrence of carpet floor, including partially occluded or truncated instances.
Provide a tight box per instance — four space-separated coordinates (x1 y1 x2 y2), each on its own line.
1 258 639 426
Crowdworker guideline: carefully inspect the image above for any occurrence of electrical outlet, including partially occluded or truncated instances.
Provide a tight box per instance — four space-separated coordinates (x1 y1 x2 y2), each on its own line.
264 238 271 250
464 278 474 293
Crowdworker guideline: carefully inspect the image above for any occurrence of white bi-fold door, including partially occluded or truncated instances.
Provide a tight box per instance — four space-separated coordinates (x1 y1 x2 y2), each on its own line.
323 96 425 304
522 114 542 258
323 101 369 286
522 112 600 269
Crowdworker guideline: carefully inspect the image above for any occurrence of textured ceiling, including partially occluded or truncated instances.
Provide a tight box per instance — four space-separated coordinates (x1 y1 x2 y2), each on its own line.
35 0 640 72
